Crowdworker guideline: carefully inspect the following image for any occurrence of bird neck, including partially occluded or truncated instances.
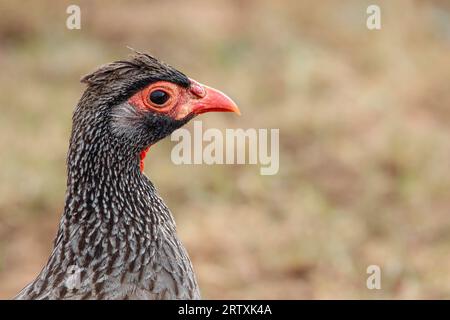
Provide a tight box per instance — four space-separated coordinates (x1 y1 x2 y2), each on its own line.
60 134 176 246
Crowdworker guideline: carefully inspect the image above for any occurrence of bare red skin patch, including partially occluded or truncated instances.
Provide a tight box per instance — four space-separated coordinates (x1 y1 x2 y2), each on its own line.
140 146 151 172
128 79 240 173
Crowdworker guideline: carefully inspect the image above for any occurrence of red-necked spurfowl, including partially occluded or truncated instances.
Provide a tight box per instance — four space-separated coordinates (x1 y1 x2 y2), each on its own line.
15 52 239 300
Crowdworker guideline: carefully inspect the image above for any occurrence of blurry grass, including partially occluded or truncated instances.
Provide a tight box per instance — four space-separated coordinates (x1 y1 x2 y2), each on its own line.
0 0 450 299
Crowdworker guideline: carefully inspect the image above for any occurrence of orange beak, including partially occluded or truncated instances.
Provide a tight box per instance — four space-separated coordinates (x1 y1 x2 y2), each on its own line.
176 79 240 119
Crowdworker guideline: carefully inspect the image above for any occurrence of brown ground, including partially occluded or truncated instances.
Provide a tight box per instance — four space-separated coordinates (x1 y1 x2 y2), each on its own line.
0 0 450 299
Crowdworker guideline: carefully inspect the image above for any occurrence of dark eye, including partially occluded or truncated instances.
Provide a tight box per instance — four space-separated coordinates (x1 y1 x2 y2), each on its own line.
149 90 170 106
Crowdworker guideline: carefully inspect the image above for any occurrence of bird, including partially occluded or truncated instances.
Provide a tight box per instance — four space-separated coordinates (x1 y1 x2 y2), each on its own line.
14 51 239 300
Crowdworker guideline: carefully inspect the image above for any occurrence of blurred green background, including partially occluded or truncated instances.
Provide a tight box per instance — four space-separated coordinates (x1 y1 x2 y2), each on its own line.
0 0 449 299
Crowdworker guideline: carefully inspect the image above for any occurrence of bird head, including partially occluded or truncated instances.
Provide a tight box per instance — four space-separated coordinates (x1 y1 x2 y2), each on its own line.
73 51 239 172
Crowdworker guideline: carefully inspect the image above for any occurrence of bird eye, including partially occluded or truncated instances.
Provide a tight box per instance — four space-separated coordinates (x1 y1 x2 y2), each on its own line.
148 90 170 106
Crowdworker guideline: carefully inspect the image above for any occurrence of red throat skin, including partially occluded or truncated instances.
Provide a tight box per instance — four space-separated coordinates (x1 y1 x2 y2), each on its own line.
140 146 151 172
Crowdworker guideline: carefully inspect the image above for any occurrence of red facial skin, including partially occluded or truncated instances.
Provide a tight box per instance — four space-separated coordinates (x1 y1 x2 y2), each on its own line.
128 79 240 172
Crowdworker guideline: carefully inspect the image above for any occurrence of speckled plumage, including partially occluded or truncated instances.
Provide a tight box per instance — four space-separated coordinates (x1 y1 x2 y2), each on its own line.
15 52 201 300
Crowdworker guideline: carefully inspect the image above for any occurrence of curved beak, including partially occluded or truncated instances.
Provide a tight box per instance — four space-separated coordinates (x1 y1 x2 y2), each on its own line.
176 79 240 119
